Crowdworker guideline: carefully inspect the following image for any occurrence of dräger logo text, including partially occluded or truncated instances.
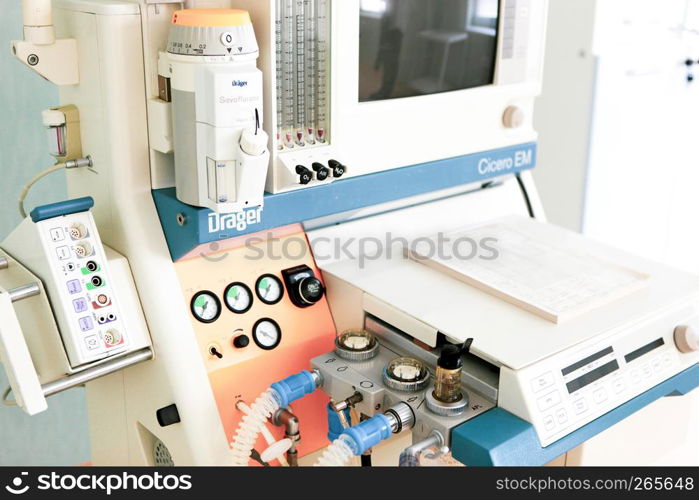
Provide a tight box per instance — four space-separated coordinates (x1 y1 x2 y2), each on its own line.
231 80 248 87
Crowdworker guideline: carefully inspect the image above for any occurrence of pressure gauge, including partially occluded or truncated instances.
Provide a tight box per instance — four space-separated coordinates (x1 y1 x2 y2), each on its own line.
253 318 282 350
383 357 430 392
256 275 284 305
334 329 379 361
191 291 221 323
225 282 253 314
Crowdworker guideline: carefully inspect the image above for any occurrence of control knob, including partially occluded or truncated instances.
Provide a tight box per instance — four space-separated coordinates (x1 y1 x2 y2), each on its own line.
674 324 699 353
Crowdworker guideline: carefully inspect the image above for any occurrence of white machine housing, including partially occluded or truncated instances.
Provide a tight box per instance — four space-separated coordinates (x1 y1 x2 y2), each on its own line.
308 194 699 451
230 0 548 193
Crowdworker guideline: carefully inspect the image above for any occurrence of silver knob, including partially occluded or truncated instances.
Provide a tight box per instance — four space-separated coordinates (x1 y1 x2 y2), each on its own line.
384 402 415 434
425 387 468 417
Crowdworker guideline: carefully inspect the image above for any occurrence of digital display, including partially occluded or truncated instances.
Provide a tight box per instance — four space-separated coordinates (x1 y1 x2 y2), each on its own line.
359 0 500 102
625 338 665 364
566 360 620 394
561 347 614 376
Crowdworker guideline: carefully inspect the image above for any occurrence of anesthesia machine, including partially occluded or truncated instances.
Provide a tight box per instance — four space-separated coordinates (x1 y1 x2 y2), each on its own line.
1 0 698 467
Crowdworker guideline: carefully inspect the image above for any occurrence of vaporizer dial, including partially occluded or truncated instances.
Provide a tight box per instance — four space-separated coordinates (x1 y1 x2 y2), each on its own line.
191 291 222 323
224 282 253 314
253 318 282 350
256 275 284 305
167 9 259 58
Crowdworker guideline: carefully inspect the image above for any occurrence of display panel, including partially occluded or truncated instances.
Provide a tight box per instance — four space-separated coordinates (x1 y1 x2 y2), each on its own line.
359 0 500 102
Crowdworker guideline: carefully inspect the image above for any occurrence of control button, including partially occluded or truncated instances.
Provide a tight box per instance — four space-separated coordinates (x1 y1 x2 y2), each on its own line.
662 353 673 368
651 356 662 373
674 324 699 353
50 227 64 242
543 414 555 431
573 397 588 415
530 372 555 393
612 378 626 394
67 279 82 294
630 369 641 384
84 335 100 350
312 162 330 181
328 159 346 178
555 407 568 424
537 390 561 412
282 265 325 308
220 32 235 47
641 364 653 379
295 165 312 185
73 298 88 313
78 316 94 332
502 105 525 128
233 335 250 349
56 246 71 260
593 388 607 404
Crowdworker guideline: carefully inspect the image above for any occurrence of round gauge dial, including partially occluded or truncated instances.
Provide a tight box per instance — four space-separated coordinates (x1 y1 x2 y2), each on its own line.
253 318 282 350
224 282 253 314
256 274 284 305
191 291 221 323
383 357 430 392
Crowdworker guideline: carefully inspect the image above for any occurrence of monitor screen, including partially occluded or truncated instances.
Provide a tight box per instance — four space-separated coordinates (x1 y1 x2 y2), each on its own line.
359 0 500 102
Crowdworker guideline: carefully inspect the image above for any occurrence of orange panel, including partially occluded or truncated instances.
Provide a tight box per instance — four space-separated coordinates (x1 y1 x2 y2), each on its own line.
175 226 336 463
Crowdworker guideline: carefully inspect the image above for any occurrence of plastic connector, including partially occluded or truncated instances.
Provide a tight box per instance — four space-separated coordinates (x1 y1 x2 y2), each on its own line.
341 414 392 455
270 370 317 408
327 403 352 441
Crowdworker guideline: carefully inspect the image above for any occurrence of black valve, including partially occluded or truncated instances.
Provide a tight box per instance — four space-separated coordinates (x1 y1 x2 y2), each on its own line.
328 159 346 178
312 162 330 181
282 265 325 308
295 165 312 185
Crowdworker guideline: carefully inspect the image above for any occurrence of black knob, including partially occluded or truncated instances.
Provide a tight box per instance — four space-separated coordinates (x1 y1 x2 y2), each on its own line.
282 265 325 308
312 162 330 181
295 165 312 185
328 159 346 178
297 277 325 306
233 334 250 349
685 58 695 67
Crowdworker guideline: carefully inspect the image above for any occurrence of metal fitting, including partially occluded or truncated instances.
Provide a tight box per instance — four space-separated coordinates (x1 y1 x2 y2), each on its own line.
383 402 415 435
332 392 363 413
310 369 324 389
273 408 301 466
65 156 93 169
399 431 445 467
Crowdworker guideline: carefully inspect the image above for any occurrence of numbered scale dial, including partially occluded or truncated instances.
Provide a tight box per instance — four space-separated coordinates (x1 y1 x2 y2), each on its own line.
253 318 282 350
191 291 222 323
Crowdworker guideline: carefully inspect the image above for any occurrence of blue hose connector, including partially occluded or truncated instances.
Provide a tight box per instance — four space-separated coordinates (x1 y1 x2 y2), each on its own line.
341 414 392 455
271 370 318 408
327 403 352 441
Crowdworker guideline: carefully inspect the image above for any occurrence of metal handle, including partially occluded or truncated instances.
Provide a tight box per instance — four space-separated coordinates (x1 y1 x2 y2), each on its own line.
41 347 153 397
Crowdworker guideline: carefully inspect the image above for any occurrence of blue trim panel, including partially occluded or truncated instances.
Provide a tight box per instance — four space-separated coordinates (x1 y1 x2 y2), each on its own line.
153 143 537 260
451 363 699 466
30 196 94 223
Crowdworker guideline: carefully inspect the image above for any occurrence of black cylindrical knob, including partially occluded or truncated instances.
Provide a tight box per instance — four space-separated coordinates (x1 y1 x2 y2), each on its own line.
297 277 324 305
233 335 250 349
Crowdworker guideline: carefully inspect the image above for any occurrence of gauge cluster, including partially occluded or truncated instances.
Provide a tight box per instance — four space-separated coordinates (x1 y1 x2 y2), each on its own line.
174 228 337 453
